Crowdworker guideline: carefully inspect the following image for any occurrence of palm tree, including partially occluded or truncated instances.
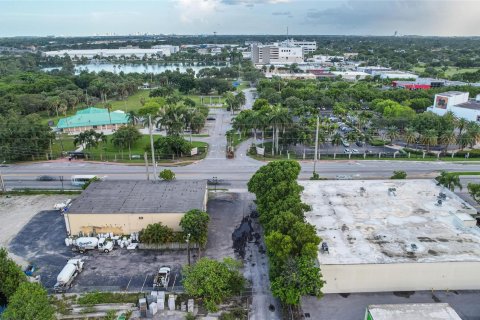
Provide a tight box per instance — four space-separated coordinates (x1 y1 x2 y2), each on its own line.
458 133 474 151
420 129 438 152
268 105 290 155
105 102 112 124
235 92 246 111
435 171 462 191
403 127 417 148
439 130 457 154
386 126 399 144
331 132 342 149
466 122 480 147
127 111 137 125
457 118 469 137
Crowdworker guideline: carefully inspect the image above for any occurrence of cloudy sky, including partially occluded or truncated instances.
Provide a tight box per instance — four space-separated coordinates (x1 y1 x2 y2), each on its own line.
0 0 479 37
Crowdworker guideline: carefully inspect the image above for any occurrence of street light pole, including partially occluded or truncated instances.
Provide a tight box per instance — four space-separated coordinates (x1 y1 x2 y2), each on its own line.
186 233 191 266
0 161 6 193
313 115 319 174
149 115 157 181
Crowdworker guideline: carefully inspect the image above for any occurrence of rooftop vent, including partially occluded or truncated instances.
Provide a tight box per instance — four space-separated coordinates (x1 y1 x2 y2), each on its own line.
388 187 397 196
321 242 329 254
438 192 447 200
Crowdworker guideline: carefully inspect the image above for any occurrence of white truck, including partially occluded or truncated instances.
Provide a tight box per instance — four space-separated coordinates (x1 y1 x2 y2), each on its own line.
54 259 84 293
54 199 72 211
153 266 171 288
74 237 114 253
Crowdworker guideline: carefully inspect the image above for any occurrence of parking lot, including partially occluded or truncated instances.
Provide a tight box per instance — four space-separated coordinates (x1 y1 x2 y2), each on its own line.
8 192 246 293
302 290 480 320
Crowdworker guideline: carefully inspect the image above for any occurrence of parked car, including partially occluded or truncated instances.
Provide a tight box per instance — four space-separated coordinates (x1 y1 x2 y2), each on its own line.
344 149 351 154
206 116 216 121
36 175 56 181
342 140 350 147
351 149 359 154
356 141 364 147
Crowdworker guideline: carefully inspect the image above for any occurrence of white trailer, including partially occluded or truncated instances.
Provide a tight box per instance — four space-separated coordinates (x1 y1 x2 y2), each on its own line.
54 259 84 293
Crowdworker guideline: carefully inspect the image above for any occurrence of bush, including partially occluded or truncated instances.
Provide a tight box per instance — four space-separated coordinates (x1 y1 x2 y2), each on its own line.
369 139 386 146
159 169 176 181
77 292 141 306
139 223 175 245
391 170 407 179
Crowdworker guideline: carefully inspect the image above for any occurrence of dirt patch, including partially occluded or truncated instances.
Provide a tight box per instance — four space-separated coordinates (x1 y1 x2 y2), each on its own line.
393 291 415 298
0 194 74 266
232 216 253 259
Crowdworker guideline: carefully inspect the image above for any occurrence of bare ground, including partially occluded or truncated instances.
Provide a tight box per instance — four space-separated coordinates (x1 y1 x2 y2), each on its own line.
0 194 74 266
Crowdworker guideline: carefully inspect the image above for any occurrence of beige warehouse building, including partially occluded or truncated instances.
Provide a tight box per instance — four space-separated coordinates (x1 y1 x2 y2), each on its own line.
64 180 207 236
300 179 480 294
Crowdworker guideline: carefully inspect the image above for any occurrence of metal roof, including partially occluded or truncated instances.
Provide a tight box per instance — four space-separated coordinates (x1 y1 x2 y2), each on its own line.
68 180 207 214
367 303 462 320
57 107 129 129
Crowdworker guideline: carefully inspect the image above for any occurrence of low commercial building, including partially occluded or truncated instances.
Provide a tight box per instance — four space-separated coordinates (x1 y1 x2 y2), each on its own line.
374 70 418 80
64 180 208 236
331 71 370 81
427 91 480 122
365 303 461 320
57 107 129 133
43 45 179 58
301 179 480 294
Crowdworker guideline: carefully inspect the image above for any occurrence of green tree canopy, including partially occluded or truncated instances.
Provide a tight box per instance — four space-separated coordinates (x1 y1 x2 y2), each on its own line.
180 209 210 249
159 169 176 181
139 223 174 244
182 257 245 312
0 248 26 301
2 282 54 320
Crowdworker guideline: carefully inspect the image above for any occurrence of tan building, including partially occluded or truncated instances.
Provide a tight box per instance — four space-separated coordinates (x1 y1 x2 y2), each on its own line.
64 180 207 236
300 179 480 294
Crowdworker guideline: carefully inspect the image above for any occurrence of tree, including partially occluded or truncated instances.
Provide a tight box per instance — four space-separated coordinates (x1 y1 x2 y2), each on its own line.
182 257 245 312
386 126 399 144
139 223 174 244
0 248 26 301
2 282 54 320
439 130 457 153
252 98 269 111
104 102 112 124
391 170 407 179
270 256 324 305
467 183 480 203
180 209 210 254
420 129 438 152
435 171 462 191
111 125 142 159
154 136 192 158
403 127 417 148
159 169 176 181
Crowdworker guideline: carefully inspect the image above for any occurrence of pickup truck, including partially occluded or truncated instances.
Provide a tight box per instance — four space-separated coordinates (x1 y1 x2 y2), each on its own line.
153 266 171 289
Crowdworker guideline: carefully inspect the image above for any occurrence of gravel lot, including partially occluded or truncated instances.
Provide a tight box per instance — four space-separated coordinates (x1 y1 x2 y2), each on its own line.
0 194 73 266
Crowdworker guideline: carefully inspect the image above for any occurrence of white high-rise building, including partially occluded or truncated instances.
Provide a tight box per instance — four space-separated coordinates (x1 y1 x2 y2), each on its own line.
274 39 317 53
251 44 304 65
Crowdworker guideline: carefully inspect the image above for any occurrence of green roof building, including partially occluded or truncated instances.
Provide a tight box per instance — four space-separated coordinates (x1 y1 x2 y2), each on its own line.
57 107 129 133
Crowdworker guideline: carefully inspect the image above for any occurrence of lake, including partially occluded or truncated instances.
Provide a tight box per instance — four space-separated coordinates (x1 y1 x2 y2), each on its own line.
43 62 230 74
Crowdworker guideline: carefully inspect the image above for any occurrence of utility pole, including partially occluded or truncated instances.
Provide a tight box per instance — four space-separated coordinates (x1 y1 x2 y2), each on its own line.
0 162 5 193
313 115 319 174
148 115 157 181
186 233 191 266
144 152 150 181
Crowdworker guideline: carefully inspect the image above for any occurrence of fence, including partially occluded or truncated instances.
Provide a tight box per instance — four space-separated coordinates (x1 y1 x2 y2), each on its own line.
138 243 199 250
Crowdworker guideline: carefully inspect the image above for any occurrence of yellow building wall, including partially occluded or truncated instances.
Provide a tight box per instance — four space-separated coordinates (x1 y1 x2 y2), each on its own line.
65 212 184 235
321 261 480 293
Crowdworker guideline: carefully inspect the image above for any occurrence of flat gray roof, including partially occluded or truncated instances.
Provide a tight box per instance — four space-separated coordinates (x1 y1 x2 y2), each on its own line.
368 303 461 320
456 101 480 110
68 180 206 214
301 180 480 265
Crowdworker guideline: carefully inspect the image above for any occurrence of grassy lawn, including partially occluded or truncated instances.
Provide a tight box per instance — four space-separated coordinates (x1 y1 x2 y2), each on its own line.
49 134 208 163
51 134 76 154
236 81 250 91
412 66 480 77
95 90 150 113
186 94 225 106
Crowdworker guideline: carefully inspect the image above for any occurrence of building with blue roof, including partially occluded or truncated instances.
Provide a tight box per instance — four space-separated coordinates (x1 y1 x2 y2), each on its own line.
57 107 129 133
